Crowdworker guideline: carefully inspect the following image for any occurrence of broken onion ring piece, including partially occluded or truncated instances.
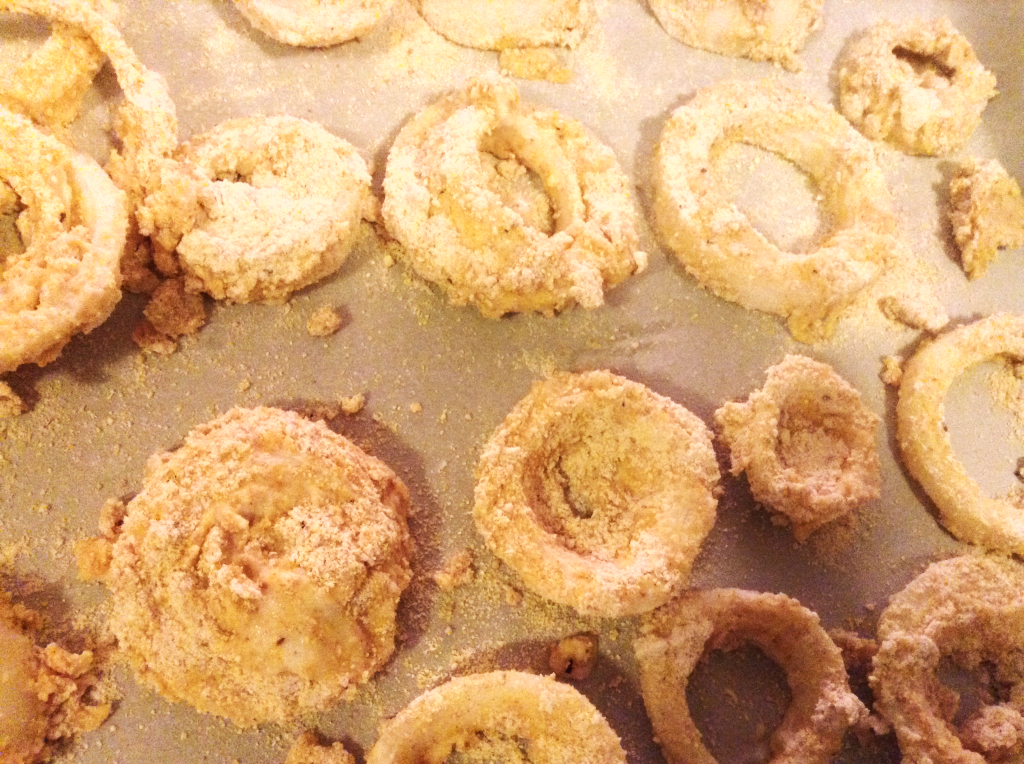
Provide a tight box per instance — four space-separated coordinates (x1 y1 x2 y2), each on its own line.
896 314 1024 555
652 79 896 343
871 555 1024 764
414 0 594 50
648 0 823 72
634 588 866 764
0 105 126 373
365 671 626 764
838 17 997 156
714 355 881 541
474 370 719 617
382 76 646 318
231 0 395 47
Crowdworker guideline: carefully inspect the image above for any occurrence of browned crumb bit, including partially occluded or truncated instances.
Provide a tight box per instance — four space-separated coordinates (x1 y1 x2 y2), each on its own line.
433 549 475 590
949 158 1024 279
549 633 599 681
75 499 126 582
340 394 365 415
143 278 207 338
120 240 161 294
0 381 26 417
960 705 1024 758
131 320 178 355
880 356 904 387
498 48 572 83
306 306 343 337
285 732 354 764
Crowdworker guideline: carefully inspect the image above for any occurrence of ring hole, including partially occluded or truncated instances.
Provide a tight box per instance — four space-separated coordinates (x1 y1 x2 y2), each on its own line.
892 46 956 88
713 143 831 254
445 732 530 764
777 407 853 482
688 644 791 764
938 658 996 726
479 149 555 235
0 186 25 269
554 457 595 519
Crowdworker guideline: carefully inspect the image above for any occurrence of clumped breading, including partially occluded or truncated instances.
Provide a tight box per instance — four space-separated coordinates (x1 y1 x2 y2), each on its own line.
948 158 1024 280
498 48 572 83
285 732 355 764
433 549 475 590
0 381 26 417
306 306 344 337
548 633 598 681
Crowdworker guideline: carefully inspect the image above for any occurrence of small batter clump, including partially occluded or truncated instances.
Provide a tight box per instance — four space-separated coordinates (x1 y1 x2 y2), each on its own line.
948 158 1024 280
78 406 413 726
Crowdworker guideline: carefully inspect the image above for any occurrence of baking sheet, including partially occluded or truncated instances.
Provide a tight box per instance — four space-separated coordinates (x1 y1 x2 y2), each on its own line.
1 0 1023 762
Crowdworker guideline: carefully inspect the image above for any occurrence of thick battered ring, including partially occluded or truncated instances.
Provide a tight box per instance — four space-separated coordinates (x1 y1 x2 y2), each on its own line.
0 106 127 373
473 370 720 617
231 0 395 47
653 79 897 343
871 555 1024 764
142 116 372 304
633 589 866 764
838 17 998 156
365 671 627 764
414 0 594 50
82 407 413 727
382 77 646 318
648 0 823 72
896 314 1024 555
714 355 881 541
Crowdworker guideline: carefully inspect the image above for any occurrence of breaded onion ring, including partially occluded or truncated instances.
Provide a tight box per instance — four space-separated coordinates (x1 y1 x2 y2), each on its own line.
0 106 126 373
648 0 823 72
382 77 646 318
414 0 594 50
231 0 395 47
634 589 866 764
81 407 413 726
474 370 719 617
714 355 881 541
871 555 1024 764
652 79 896 343
365 671 626 764
896 314 1024 555
140 116 372 304
838 17 997 156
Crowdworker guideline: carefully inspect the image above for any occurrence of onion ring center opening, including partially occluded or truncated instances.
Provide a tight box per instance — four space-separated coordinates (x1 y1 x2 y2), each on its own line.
0 190 25 265
0 12 49 55
892 45 956 89
938 657 1000 728
713 142 831 255
687 644 792 763
776 404 855 482
444 733 531 764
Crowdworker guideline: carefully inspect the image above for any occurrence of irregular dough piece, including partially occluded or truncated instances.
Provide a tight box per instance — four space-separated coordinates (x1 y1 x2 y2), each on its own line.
82 407 413 726
948 158 1024 280
415 0 594 50
232 0 396 47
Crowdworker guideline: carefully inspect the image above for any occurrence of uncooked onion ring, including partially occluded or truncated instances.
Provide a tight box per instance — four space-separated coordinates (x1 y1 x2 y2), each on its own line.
652 79 897 343
838 17 998 156
231 0 395 47
382 76 646 318
896 314 1024 555
648 0 823 72
473 370 719 617
414 0 594 50
365 671 627 764
0 105 126 373
871 555 1024 764
714 354 881 541
634 588 866 764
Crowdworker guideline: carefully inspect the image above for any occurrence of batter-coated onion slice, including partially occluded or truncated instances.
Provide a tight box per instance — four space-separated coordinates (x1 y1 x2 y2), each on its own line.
0 106 127 373
382 76 647 318
714 355 881 541
648 0 823 72
838 17 997 156
142 116 372 304
871 555 1024 764
652 79 897 343
231 0 395 47
634 589 866 764
473 370 719 618
414 0 594 50
896 314 1024 555
365 671 627 764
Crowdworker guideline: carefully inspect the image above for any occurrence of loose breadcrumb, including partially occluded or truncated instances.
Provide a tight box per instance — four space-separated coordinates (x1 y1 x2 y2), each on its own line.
285 732 354 764
498 48 572 83
548 633 599 681
433 549 474 590
0 381 26 417
306 306 343 337
880 356 904 387
340 394 365 415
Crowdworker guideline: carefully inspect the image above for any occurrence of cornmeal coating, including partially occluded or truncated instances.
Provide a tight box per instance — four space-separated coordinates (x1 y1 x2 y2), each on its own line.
948 158 1024 280
415 0 594 50
82 407 412 726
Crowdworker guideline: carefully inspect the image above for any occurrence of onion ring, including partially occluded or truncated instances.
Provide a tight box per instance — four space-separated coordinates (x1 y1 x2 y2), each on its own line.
231 0 395 47
948 158 1024 280
140 116 372 304
82 407 413 726
896 314 1024 555
0 105 126 373
648 0 823 72
473 370 719 617
365 671 626 764
652 79 896 343
414 0 594 50
838 17 998 156
633 588 866 764
714 354 881 541
382 76 646 318
871 555 1024 764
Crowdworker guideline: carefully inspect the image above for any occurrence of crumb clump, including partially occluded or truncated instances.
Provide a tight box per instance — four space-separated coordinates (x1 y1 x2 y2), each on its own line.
948 158 1024 280
433 549 475 590
285 732 354 764
306 306 343 337
340 394 365 415
0 381 26 417
498 48 571 83
548 633 598 681
132 278 208 354
880 356 903 387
